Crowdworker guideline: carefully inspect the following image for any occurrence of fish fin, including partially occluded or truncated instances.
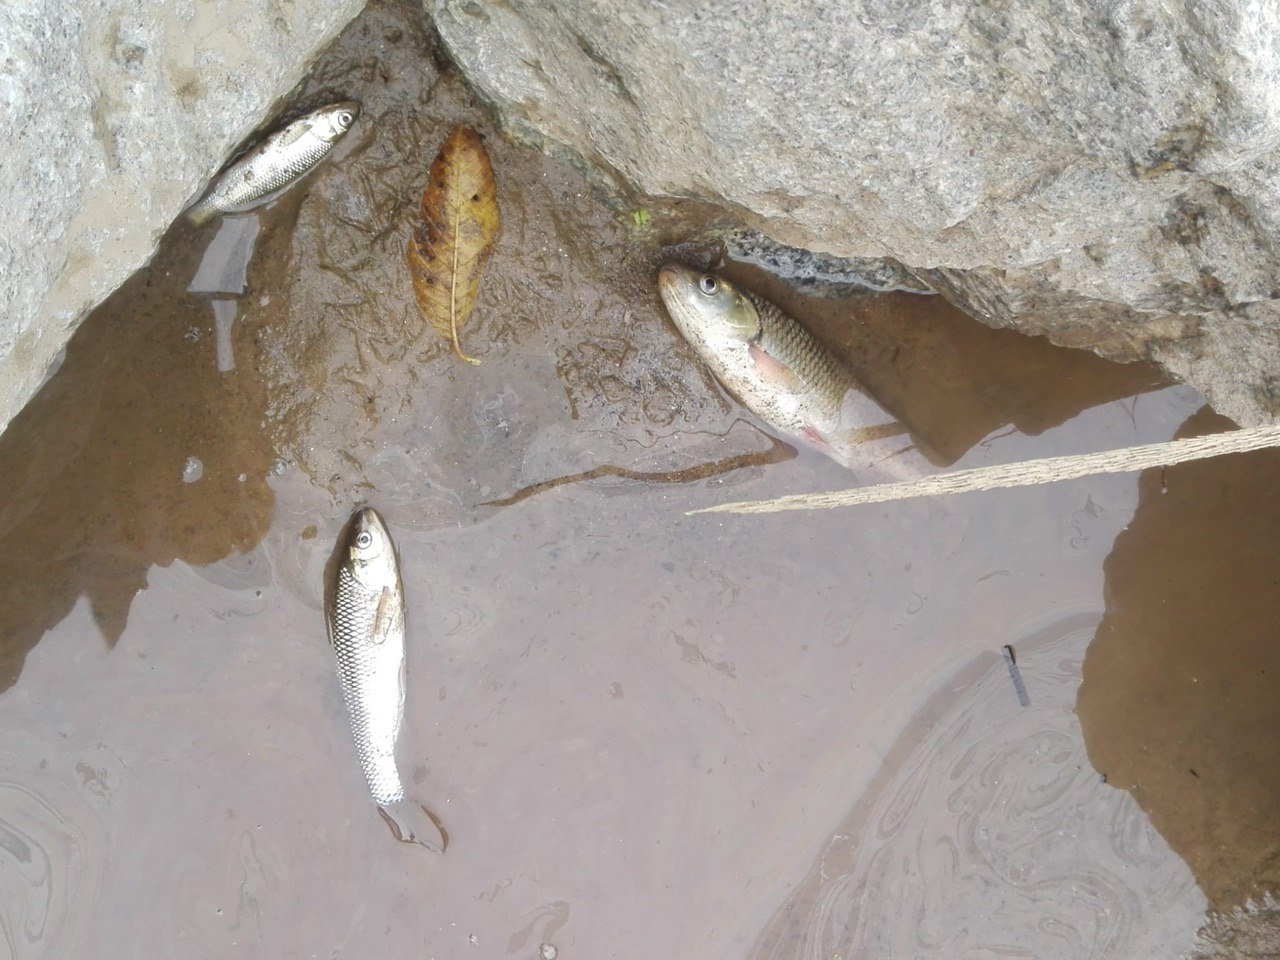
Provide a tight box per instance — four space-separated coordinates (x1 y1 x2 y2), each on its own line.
827 390 921 463
372 587 395 645
802 422 913 475
274 118 311 149
749 342 804 392
378 800 448 853
836 389 901 437
804 388 921 475
842 422 911 445
800 424 834 452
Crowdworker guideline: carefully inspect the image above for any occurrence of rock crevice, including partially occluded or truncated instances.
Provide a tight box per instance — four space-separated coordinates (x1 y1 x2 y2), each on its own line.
0 0 365 435
429 0 1280 424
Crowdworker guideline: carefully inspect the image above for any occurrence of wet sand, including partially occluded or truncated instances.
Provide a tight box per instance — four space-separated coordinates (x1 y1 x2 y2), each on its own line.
0 1 1275 957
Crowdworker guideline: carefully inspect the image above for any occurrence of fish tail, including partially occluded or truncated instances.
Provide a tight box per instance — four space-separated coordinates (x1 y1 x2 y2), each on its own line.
186 201 216 227
377 799 448 853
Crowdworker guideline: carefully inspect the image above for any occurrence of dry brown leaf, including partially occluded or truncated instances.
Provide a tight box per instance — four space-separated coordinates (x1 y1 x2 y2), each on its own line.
407 126 500 364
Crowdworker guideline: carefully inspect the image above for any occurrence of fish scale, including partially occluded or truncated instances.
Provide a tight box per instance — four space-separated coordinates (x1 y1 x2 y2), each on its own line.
330 557 406 805
229 137 327 199
747 290 855 424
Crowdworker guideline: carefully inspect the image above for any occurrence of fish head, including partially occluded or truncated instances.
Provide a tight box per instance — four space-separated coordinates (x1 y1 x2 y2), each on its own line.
658 265 761 353
345 506 396 587
313 102 361 142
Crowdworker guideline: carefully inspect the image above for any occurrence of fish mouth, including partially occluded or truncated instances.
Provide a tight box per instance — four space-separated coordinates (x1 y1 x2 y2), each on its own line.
657 264 701 322
352 505 388 538
657 262 693 294
656 264 695 332
658 263 733 352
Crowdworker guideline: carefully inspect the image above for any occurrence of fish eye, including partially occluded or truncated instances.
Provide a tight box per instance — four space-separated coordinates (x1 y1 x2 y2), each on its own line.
698 276 720 296
338 111 354 127
355 531 373 549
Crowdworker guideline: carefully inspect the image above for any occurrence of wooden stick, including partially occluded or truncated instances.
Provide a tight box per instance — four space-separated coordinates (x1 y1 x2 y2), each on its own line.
689 424 1280 516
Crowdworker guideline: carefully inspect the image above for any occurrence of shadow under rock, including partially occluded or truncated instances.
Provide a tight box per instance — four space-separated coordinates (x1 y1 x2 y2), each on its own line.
0 221 277 692
1078 407 1280 911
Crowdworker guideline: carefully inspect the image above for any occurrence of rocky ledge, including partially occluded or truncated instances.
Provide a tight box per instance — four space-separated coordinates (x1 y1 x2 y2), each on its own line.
430 0 1280 426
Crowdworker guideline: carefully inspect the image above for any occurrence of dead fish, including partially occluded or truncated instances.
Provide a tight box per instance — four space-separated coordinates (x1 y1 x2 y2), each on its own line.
187 102 359 226
326 506 444 851
657 264 910 470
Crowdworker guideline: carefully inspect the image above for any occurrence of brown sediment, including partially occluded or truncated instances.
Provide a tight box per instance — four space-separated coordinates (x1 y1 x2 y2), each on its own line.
244 0 741 506
480 430 797 508
1078 407 1280 910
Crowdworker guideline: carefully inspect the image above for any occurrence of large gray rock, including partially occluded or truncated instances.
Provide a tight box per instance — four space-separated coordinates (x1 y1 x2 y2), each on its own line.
430 0 1280 426
0 0 364 436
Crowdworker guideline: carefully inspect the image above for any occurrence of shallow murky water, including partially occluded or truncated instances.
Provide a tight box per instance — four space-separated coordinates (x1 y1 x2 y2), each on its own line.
1078 409 1280 914
1 2 1277 958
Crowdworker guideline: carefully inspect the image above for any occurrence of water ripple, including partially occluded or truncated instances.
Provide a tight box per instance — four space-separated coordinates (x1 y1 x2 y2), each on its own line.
749 618 1206 960
0 775 101 960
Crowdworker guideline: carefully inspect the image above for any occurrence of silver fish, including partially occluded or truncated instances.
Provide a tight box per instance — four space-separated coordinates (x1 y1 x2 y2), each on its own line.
326 507 443 850
187 102 359 226
658 264 915 472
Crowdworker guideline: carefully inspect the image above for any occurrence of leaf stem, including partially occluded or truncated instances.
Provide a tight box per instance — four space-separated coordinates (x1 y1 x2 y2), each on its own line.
450 204 481 365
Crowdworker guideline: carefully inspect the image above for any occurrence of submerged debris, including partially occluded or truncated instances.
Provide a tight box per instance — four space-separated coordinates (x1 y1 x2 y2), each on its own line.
723 229 934 296
1186 895 1280 959
1002 644 1030 707
481 433 796 507
691 423 1280 514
